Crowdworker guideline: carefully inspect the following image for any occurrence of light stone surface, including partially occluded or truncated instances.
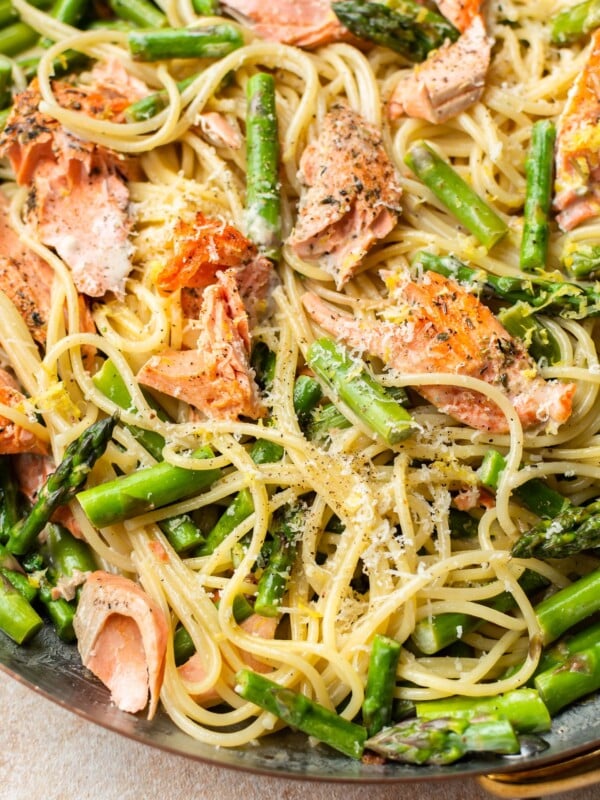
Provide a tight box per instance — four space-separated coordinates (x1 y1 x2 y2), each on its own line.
1 671 598 800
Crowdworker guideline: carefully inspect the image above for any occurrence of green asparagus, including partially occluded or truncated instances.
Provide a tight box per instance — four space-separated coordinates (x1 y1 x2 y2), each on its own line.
307 338 417 446
235 669 367 759
191 0 220 12
41 0 89 47
511 498 600 559
415 687 551 733
6 414 119 556
550 0 600 44
535 641 600 716
331 0 459 62
93 359 206 552
414 250 600 320
410 568 549 655
245 72 281 260
496 302 561 365
534 567 600 646
128 24 243 60
561 241 600 278
0 572 43 643
44 523 97 581
0 22 39 57
306 402 352 442
0 457 19 543
362 634 401 737
77 445 221 528
404 142 508 249
0 567 37 603
125 73 199 122
37 578 75 641
536 619 600 674
520 120 556 272
196 488 254 557
0 58 11 109
254 505 303 618
293 375 323 426
365 715 520 764
109 0 167 29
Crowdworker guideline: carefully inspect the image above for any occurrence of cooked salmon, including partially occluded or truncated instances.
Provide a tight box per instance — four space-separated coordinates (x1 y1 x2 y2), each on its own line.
553 29 600 231
0 370 47 455
434 0 480 33
73 570 169 718
0 190 53 347
287 105 402 288
138 270 266 421
221 0 354 47
156 211 273 324
197 112 242 150
388 13 492 123
0 62 144 298
302 271 576 433
238 612 278 673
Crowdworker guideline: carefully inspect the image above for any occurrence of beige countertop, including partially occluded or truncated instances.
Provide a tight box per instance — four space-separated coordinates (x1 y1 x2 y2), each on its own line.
1 671 599 800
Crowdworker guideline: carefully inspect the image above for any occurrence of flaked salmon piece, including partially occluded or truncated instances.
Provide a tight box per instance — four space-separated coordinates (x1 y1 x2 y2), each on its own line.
197 112 242 149
138 270 266 421
0 191 53 347
434 0 481 33
238 613 278 673
302 271 576 433
177 652 221 705
73 570 169 719
287 105 402 288
221 0 354 47
388 14 492 123
0 71 141 298
553 29 600 231
157 212 273 323
0 370 47 455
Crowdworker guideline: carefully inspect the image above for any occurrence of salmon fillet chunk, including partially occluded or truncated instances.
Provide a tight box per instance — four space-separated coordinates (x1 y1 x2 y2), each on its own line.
0 63 145 297
553 29 600 231
220 0 353 47
388 14 492 124
287 105 402 288
138 270 266 421
302 271 576 433
73 571 169 719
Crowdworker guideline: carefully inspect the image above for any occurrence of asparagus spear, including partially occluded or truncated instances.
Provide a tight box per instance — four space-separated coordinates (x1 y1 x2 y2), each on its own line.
535 641 600 715
125 73 199 122
415 687 551 733
253 505 303 618
520 120 556 272
41 0 89 46
404 142 508 250
561 241 600 278
0 0 18 27
93 359 206 552
192 0 220 12
16 49 89 81
0 572 43 644
496 302 561 365
293 375 323 427
306 402 352 442
109 0 167 29
414 250 600 320
511 499 600 559
77 445 221 528
307 338 417 446
245 72 281 260
410 568 549 655
365 715 520 764
534 567 600 646
331 0 459 63
196 488 254 557
362 634 401 737
0 58 11 109
128 25 243 60
235 669 367 759
0 22 40 57
550 0 600 44
44 523 97 582
6 414 119 556
0 457 20 544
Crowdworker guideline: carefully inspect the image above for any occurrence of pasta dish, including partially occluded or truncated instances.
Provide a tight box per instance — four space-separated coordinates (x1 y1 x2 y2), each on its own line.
1 0 600 766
